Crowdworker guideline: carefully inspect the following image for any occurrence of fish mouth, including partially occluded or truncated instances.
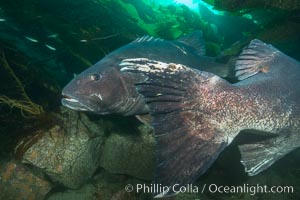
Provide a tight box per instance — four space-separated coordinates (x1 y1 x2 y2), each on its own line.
61 95 91 111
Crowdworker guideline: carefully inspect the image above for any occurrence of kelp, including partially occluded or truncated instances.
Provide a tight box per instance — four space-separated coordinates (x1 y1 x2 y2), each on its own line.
0 51 44 117
0 95 43 117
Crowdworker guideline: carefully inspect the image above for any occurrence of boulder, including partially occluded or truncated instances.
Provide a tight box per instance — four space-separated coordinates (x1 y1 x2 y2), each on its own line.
15 108 105 189
100 125 155 181
0 160 52 200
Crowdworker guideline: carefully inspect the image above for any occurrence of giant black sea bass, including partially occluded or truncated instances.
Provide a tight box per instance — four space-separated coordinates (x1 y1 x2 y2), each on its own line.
120 39 300 196
61 31 232 116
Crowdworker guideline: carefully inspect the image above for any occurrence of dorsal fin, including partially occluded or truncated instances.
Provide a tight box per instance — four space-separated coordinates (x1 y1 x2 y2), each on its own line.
235 39 279 80
177 30 206 56
131 35 163 44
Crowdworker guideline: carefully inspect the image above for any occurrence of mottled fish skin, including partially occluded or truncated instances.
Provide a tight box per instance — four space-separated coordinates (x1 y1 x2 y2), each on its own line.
119 39 300 196
61 31 232 116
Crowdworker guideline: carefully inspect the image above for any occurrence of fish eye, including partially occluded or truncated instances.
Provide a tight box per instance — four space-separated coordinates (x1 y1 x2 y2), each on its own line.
91 73 102 81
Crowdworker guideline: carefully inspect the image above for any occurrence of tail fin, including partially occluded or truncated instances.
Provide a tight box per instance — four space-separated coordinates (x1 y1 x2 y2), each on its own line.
120 58 228 196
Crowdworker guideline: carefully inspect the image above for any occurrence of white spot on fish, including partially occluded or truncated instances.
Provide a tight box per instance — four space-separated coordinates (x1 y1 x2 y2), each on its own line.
45 44 56 51
25 36 39 43
64 98 79 103
97 94 103 101
245 158 273 176
147 36 153 41
80 39 88 43
91 93 103 101
120 58 188 74
137 37 143 42
0 18 6 22
172 44 187 55
132 36 163 44
64 103 88 111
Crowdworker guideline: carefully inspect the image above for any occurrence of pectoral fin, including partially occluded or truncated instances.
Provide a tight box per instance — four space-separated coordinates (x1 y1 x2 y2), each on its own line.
154 114 227 188
120 58 229 196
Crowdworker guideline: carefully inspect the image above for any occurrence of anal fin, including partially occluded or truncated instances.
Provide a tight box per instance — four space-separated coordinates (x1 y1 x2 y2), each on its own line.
239 136 294 176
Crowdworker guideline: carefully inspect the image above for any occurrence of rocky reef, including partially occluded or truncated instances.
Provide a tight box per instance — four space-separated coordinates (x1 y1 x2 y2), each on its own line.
0 107 155 199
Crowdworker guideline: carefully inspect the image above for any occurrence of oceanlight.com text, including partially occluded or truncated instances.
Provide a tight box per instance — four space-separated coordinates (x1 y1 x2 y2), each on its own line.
207 184 294 196
124 183 294 196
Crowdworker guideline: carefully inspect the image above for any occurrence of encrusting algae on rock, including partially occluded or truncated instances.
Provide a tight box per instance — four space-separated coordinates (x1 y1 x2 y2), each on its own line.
14 108 104 189
0 160 52 200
